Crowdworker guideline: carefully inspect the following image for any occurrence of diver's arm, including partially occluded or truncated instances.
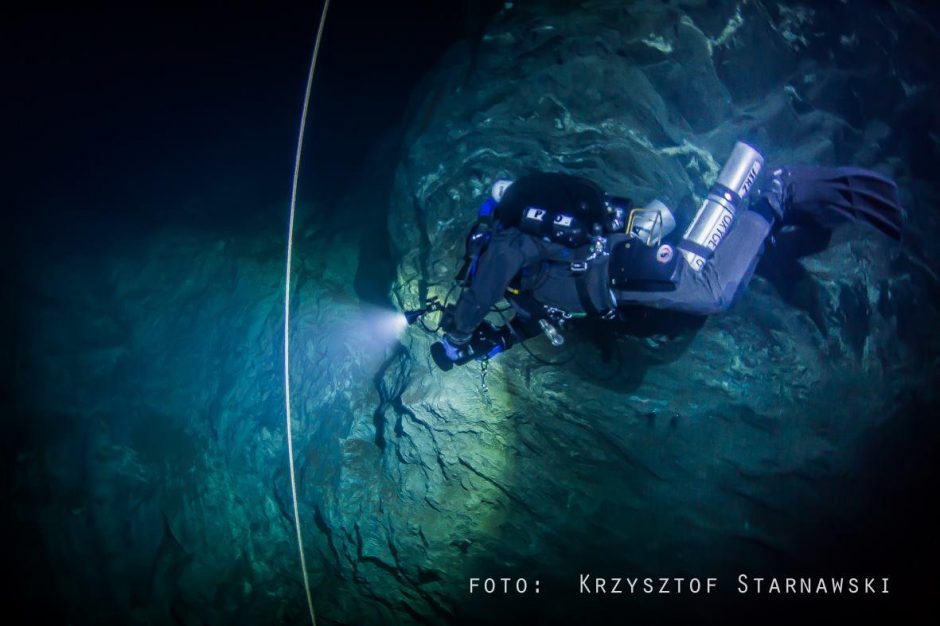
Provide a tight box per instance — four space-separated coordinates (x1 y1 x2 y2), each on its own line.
450 227 541 336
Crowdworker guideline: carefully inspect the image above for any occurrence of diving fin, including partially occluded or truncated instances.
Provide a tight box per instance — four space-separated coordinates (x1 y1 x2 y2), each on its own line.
779 166 904 241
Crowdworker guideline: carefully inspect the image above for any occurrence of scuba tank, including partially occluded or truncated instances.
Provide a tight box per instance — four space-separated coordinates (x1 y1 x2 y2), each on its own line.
678 142 764 270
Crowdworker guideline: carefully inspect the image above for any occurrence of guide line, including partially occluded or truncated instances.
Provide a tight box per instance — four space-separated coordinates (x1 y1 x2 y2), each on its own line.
284 1 331 625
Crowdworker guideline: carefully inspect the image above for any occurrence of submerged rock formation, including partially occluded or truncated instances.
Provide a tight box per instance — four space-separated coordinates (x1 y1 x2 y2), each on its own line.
13 1 939 624
340 1 940 622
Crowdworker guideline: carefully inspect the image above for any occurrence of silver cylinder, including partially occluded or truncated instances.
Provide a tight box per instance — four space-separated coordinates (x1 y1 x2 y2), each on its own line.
629 199 677 245
679 142 764 270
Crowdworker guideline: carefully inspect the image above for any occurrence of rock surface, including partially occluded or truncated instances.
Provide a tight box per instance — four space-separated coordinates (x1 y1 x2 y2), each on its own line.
377 2 939 621
12 1 940 624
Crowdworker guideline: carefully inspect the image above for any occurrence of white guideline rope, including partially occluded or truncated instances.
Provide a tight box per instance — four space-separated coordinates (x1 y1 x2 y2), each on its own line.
284 1 331 625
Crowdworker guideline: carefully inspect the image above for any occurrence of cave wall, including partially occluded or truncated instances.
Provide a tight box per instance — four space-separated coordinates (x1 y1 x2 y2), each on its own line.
361 0 940 621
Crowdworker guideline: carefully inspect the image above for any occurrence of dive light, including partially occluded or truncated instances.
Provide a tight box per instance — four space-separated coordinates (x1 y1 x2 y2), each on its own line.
404 297 443 325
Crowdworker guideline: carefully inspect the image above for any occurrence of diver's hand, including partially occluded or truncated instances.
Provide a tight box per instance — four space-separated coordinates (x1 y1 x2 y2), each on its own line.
441 337 462 361
443 331 472 358
432 331 472 370
431 336 466 371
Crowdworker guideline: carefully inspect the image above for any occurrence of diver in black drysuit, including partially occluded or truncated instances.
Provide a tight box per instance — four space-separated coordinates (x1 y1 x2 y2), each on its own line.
448 173 772 332
433 158 902 368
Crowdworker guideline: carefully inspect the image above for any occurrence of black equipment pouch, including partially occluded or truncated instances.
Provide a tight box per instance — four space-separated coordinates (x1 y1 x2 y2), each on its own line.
572 251 615 316
609 238 681 292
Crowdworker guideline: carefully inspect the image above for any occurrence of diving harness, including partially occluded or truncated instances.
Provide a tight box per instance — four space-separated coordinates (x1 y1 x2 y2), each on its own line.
404 192 626 372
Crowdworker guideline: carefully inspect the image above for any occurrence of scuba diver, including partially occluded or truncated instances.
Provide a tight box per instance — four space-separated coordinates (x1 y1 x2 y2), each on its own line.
404 142 903 371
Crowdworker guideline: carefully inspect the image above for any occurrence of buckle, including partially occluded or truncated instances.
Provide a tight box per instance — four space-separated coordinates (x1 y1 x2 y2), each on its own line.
570 260 588 273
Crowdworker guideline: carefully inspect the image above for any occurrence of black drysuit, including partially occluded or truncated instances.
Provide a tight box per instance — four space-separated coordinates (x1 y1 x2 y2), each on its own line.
450 172 774 336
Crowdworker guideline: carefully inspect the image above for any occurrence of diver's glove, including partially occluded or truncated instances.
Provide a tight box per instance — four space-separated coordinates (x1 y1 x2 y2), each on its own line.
442 331 472 360
433 333 470 371
432 324 512 371
441 337 462 361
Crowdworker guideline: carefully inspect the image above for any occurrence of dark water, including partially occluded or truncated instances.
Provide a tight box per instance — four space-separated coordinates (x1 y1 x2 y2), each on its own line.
5 2 500 621
5 1 939 624
7 2 497 244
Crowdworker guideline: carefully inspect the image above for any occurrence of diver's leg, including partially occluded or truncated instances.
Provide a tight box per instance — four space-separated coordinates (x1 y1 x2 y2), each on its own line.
614 210 773 315
699 209 774 310
452 228 539 335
